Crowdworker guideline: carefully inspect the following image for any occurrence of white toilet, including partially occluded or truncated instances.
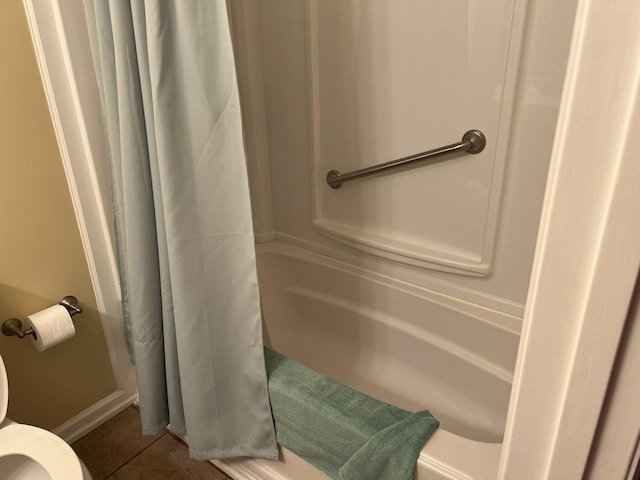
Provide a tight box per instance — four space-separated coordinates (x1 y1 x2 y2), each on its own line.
0 353 92 479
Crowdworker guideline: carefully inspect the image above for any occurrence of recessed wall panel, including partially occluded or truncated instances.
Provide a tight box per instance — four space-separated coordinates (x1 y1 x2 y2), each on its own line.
310 0 523 274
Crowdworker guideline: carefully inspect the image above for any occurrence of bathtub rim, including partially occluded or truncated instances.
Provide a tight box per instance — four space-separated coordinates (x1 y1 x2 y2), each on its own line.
256 240 522 337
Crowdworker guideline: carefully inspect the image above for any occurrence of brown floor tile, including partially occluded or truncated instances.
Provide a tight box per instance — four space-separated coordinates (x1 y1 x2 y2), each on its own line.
106 434 229 480
73 406 166 480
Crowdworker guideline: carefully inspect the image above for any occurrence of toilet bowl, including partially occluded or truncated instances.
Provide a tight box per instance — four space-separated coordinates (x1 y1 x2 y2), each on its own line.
0 353 92 479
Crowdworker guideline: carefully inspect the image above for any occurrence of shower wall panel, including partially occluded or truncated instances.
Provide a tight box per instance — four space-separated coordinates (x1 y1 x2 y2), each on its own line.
253 0 577 313
310 0 520 275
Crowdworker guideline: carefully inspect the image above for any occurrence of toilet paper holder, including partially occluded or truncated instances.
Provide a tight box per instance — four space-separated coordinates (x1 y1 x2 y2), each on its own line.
1 296 82 339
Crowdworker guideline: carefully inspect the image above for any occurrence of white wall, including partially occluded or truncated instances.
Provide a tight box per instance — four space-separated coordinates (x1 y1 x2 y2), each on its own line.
246 0 577 317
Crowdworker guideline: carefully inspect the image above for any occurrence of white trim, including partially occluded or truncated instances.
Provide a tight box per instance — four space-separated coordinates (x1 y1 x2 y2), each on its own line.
52 390 138 444
23 0 137 398
499 0 640 477
584 281 640 479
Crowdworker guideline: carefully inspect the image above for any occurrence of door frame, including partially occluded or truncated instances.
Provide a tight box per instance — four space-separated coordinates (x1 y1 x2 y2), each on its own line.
499 0 640 476
22 0 138 442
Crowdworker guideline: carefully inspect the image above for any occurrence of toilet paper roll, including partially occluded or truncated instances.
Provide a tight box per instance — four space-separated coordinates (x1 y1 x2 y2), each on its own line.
24 305 76 352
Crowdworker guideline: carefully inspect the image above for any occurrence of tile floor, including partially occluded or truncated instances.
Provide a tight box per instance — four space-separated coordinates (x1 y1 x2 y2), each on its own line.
72 406 231 480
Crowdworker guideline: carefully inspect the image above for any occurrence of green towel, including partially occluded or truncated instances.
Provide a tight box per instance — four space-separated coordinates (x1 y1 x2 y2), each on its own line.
264 347 439 480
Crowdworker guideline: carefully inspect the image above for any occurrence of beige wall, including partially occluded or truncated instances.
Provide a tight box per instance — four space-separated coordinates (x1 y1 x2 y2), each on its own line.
0 0 117 430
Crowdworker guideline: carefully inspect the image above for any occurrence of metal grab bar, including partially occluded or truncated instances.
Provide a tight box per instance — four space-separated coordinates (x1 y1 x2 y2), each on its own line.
326 129 486 189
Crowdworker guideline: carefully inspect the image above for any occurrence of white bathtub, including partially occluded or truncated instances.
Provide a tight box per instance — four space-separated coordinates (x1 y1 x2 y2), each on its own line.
216 241 521 480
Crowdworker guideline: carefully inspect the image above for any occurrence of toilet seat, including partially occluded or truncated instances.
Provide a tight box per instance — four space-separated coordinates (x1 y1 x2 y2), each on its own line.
0 423 84 479
0 353 88 479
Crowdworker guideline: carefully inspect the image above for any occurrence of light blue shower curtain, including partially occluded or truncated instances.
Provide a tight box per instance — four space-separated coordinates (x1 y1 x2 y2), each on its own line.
82 0 277 460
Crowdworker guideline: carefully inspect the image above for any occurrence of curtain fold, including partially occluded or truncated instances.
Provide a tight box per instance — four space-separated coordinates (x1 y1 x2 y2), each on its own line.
83 0 277 460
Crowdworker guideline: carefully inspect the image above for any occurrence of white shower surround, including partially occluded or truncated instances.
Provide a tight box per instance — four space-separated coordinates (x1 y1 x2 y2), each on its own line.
307 0 521 276
254 0 578 317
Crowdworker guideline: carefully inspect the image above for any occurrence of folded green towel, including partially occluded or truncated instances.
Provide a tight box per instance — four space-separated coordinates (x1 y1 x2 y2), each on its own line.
264 347 439 480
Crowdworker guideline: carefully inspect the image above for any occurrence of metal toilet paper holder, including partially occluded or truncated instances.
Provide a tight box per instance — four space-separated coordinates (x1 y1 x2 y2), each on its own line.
1 296 82 339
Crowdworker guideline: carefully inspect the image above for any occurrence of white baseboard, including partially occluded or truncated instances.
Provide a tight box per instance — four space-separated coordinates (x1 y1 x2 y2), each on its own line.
53 389 138 444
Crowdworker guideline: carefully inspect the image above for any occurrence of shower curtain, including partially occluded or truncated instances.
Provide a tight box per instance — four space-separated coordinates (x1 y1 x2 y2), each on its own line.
82 1 277 460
